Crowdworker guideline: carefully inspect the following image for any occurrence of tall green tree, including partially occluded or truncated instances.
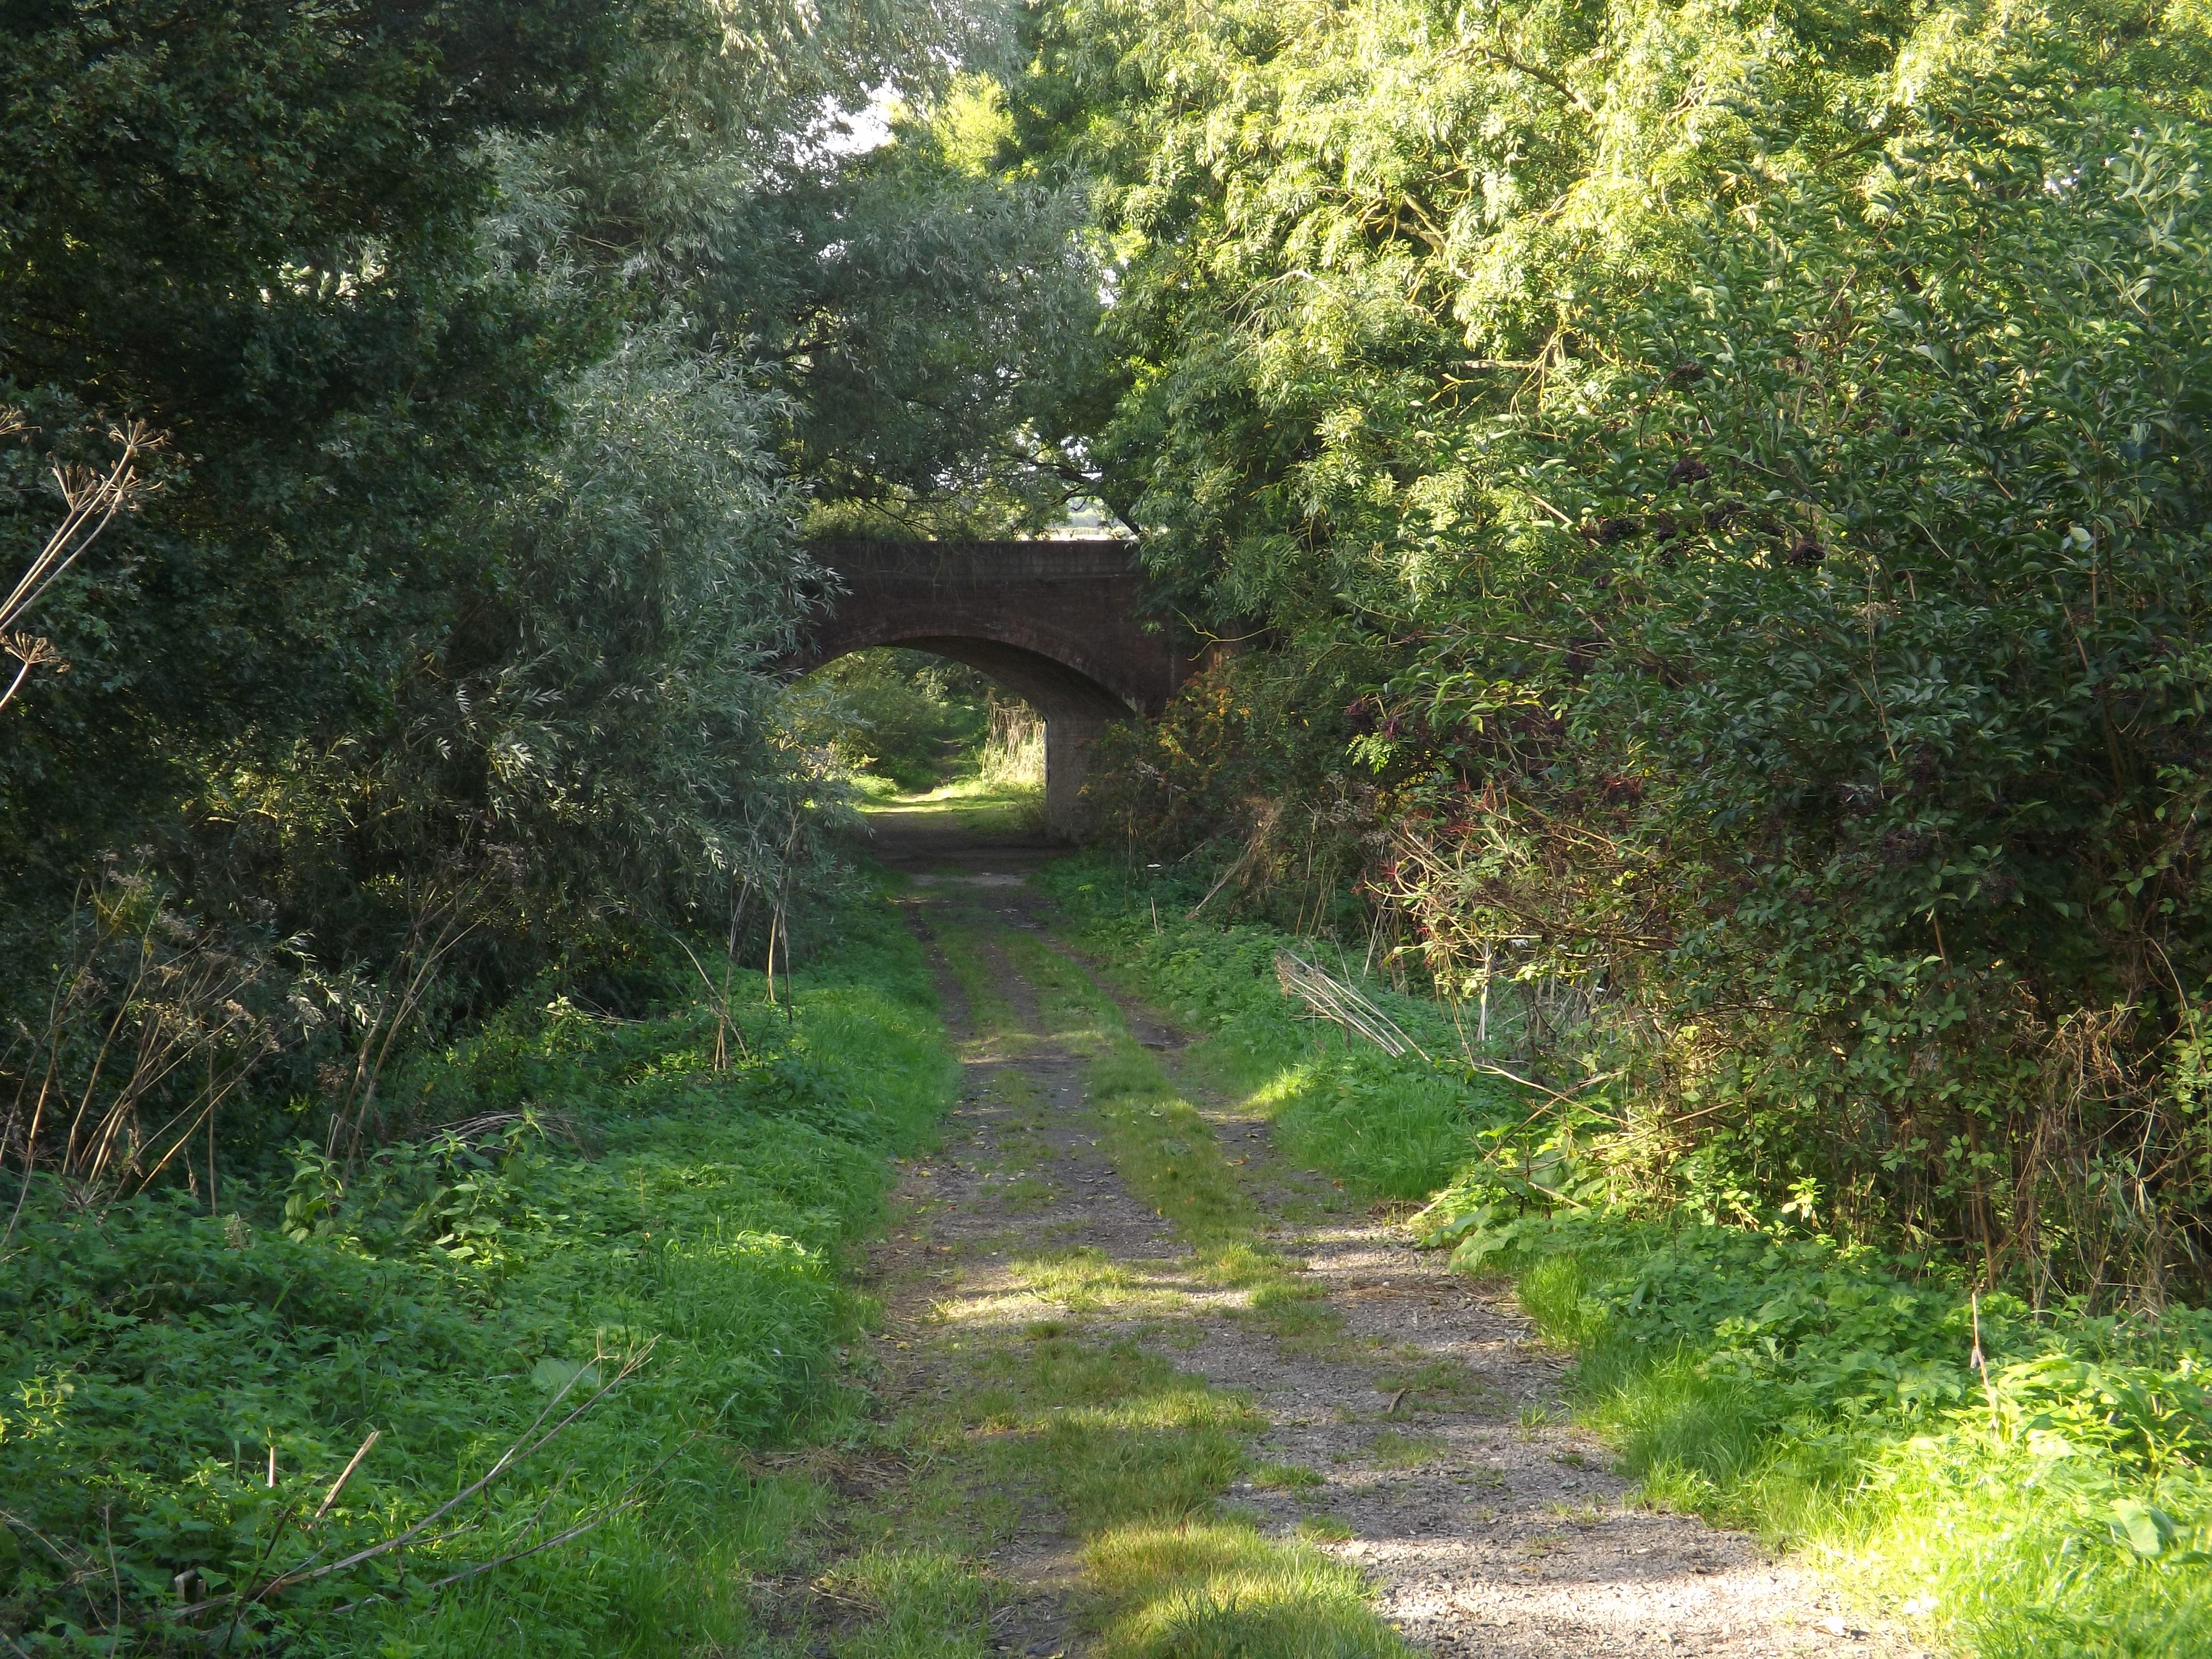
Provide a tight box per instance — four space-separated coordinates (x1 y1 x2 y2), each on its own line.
0 0 662 891
2 0 1101 944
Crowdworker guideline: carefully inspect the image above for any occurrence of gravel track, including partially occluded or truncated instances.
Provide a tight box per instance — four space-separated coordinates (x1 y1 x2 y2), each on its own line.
849 814 1915 1659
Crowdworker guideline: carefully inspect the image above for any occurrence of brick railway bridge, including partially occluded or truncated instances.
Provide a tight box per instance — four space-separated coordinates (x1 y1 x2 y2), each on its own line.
793 540 1193 836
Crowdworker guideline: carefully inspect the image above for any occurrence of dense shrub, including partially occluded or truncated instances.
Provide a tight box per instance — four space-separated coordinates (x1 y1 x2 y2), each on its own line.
1036 0 2212 1297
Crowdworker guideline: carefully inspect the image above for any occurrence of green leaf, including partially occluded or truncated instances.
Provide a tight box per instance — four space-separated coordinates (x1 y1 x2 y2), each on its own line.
2111 1498 2175 1559
529 1358 603 1396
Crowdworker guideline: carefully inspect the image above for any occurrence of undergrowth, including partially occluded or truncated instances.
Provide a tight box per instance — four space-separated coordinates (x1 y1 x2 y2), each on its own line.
1442 1208 2212 1656
0 886 955 1655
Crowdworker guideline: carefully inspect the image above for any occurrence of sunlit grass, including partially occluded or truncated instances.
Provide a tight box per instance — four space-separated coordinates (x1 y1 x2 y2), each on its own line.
1088 1517 1403 1659
1012 1245 1158 1311
1512 1252 1614 1350
1037 854 2212 1657
1034 863 1521 1201
1249 1460 1326 1493
1503 1241 2212 1656
1584 1346 2212 1653
957 1331 1401 1659
866 775 1046 835
1846 1439 2212 1657
954 1333 1259 1529
1002 933 1352 1354
1088 1054 1347 1355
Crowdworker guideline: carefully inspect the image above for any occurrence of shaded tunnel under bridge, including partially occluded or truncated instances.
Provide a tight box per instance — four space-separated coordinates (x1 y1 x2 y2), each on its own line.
792 540 1193 835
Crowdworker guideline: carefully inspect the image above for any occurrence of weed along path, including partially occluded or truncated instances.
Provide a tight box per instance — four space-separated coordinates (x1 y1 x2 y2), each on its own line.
795 826 1909 1659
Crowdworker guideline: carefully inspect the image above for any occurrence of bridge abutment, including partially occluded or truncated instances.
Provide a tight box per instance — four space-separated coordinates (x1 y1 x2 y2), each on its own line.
1043 713 1107 840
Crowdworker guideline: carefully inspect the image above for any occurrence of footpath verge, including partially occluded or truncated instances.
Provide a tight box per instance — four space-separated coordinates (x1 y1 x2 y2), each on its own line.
1040 853 2212 1659
791 844 1872 1659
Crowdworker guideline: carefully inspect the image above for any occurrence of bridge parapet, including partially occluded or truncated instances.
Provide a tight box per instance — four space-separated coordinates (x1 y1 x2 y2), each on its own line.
813 538 1143 584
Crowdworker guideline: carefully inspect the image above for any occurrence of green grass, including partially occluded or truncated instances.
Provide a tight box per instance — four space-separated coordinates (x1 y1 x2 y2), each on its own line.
1091 1517 1386 1657
1249 1461 1325 1494
1036 856 1521 1201
863 775 1046 837
824 1546 995 1659
1436 1215 2212 1655
1365 1431 1447 1471
0 885 957 1657
1011 1246 1155 1311
988 931 1348 1358
1371 1357 1504 1414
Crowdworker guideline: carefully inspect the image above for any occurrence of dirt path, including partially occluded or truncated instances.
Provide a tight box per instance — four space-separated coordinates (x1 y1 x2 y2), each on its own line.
817 835 1908 1659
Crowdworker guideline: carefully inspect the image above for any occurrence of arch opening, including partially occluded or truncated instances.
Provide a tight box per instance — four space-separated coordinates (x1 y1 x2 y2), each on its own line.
788 636 1129 836
874 637 1130 835
792 539 1192 838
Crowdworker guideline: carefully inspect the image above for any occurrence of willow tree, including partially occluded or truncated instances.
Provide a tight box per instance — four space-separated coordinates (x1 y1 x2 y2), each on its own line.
2 0 1101 985
1028 0 2212 1293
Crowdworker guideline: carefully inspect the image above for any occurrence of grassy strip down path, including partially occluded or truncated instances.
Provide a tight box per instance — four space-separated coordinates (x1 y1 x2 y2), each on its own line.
829 901 1404 1659
1010 932 1395 1658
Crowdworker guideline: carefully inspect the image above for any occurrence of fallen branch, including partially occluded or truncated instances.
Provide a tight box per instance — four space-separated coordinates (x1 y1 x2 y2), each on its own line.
1470 1061 1624 1117
313 1430 380 1523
